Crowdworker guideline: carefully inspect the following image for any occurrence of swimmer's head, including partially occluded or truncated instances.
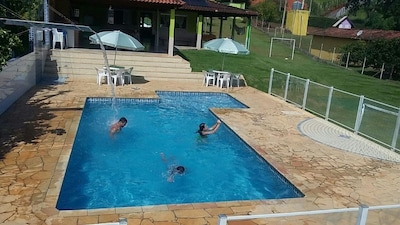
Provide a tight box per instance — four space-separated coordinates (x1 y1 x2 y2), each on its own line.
119 117 128 127
176 166 185 174
199 123 206 131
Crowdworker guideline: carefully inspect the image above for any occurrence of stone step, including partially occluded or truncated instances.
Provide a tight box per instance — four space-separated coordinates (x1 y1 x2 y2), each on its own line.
48 49 191 69
45 58 192 70
44 48 203 81
44 65 193 76
50 49 188 63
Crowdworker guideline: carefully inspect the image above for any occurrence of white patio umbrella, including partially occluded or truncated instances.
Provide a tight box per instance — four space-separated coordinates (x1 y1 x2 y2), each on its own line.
89 30 144 65
203 38 249 70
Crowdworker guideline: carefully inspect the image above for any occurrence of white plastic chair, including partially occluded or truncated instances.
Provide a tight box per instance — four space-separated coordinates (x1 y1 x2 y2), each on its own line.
95 67 110 85
230 73 241 87
52 28 64 49
111 69 125 86
123 67 133 84
217 72 231 89
203 70 215 87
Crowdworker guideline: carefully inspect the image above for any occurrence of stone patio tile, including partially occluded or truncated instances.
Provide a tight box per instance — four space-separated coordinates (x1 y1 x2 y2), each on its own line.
77 215 99 225
87 208 116 215
176 218 208 225
153 222 180 225
119 212 143 219
59 209 88 217
142 205 169 212
98 214 120 223
126 218 143 225
192 203 218 209
0 212 13 223
205 207 233 216
115 206 143 214
146 210 175 221
168 204 194 210
174 209 210 218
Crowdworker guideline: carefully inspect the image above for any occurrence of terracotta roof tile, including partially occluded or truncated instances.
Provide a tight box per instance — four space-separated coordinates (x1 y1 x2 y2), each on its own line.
308 27 400 40
130 0 184 5
180 0 258 16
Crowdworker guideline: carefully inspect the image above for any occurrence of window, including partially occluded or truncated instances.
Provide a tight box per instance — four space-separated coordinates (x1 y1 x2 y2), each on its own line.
160 14 187 29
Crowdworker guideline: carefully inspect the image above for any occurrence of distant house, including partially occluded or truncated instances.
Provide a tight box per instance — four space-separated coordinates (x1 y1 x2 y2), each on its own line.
332 16 354 29
307 17 400 61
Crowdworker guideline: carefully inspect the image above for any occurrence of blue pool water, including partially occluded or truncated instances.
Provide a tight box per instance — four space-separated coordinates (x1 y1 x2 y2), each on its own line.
57 91 303 210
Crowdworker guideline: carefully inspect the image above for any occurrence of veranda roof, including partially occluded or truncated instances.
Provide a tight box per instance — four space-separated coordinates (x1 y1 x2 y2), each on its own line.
180 0 258 17
308 27 400 41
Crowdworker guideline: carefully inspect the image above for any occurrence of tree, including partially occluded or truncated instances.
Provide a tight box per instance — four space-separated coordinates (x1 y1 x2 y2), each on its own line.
0 0 42 70
251 0 280 23
339 40 367 66
365 12 396 30
347 0 400 30
0 29 21 70
340 38 400 80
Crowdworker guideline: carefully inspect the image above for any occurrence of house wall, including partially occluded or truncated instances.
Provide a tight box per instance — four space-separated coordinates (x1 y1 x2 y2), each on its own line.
310 36 354 61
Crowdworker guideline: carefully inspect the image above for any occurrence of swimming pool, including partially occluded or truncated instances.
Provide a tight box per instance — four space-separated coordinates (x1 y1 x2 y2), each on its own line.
56 91 303 210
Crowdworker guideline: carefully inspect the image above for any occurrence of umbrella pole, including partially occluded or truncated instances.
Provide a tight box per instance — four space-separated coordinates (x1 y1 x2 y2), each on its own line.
114 48 117 65
221 54 226 70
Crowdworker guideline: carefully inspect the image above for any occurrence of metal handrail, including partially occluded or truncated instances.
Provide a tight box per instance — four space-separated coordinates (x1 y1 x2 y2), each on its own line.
218 204 400 225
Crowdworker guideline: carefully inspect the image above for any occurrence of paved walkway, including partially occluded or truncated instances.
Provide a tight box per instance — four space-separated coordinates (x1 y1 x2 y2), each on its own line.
299 117 400 162
0 77 399 225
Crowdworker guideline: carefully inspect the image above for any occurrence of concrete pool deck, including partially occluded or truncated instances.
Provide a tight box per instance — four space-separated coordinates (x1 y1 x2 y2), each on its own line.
0 76 399 225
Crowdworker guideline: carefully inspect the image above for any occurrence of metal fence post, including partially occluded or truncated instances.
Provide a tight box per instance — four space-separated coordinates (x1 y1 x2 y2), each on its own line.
218 214 228 225
325 86 333 120
355 204 369 225
319 43 323 58
391 107 400 150
268 68 274 95
302 79 310 110
346 52 350 68
284 73 290 101
354 95 365 134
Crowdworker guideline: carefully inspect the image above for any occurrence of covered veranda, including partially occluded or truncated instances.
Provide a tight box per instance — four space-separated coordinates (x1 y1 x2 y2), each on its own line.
48 0 257 55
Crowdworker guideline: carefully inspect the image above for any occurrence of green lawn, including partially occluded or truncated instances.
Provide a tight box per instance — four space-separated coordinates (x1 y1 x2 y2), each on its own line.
179 24 400 107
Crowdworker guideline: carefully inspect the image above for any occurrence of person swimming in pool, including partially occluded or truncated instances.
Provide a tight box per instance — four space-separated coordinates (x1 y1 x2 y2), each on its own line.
109 117 128 135
198 119 221 136
160 152 185 182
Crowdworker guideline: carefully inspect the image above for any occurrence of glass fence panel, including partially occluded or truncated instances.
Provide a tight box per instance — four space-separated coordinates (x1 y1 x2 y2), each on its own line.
270 68 400 152
358 98 398 148
305 81 330 117
366 208 400 225
270 72 286 98
329 89 359 129
286 76 306 107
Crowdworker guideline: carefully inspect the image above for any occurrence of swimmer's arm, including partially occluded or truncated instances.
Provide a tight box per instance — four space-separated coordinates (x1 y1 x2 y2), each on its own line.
203 120 221 135
208 120 221 130
160 152 168 162
167 172 175 182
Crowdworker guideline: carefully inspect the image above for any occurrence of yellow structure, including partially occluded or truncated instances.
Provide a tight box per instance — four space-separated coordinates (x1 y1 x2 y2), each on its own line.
286 10 309 36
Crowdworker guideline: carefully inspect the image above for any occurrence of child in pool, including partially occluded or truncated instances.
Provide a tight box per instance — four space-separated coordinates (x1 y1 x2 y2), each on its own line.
110 117 128 135
160 152 185 182
197 119 221 136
